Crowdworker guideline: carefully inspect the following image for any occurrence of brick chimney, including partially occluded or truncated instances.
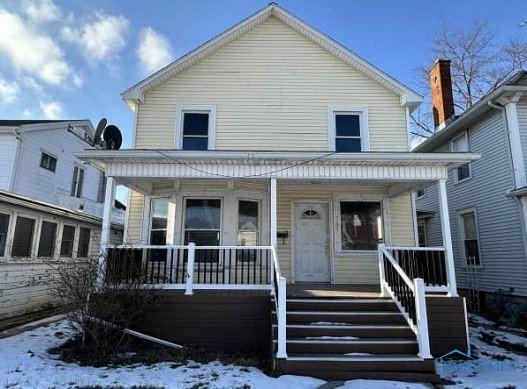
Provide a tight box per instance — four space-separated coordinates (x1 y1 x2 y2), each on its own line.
429 59 455 129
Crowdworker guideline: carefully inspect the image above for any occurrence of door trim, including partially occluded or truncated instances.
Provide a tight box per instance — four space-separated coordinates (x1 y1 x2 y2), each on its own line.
290 199 334 284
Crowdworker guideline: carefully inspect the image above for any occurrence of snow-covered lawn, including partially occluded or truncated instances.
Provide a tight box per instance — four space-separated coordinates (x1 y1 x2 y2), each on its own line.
0 314 526 388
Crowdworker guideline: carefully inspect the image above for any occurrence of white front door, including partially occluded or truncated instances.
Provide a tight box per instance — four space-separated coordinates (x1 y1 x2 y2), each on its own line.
294 203 330 283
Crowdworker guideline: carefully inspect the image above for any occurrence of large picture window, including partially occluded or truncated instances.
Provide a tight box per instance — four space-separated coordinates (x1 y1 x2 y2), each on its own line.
238 200 259 246
460 210 480 266
12 216 36 257
184 199 221 246
339 201 383 251
0 213 11 257
38 221 57 257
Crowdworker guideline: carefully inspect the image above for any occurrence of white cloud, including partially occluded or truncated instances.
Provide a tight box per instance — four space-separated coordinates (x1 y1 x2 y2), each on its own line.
0 9 71 85
39 100 63 119
21 76 45 95
63 12 129 62
72 74 84 87
0 77 20 103
136 27 174 75
23 0 61 23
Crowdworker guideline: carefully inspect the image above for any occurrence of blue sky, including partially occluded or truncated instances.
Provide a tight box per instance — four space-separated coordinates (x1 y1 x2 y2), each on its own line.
1 0 526 201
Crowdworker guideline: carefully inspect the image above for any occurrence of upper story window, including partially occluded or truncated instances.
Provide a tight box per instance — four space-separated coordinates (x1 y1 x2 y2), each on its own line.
71 166 84 198
451 132 471 182
175 105 216 151
328 106 370 152
40 152 57 172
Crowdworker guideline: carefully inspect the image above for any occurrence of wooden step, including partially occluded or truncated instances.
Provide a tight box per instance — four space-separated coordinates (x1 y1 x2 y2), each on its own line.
286 298 398 312
281 338 418 354
282 311 407 324
275 324 415 338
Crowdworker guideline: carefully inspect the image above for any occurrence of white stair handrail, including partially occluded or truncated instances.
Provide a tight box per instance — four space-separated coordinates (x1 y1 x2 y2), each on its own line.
270 246 287 359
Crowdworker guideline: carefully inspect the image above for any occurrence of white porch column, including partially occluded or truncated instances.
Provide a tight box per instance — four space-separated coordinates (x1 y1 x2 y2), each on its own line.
270 178 277 247
98 176 116 286
438 179 458 296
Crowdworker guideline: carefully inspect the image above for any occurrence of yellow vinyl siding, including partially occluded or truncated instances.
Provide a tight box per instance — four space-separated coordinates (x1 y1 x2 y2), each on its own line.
135 17 408 152
126 191 144 243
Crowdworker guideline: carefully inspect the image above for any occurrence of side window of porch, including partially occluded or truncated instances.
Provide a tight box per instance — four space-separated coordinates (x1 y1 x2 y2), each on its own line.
60 225 76 258
12 216 36 258
339 201 383 251
149 198 169 245
451 132 471 182
460 210 481 266
237 200 259 246
0 213 10 257
37 221 58 258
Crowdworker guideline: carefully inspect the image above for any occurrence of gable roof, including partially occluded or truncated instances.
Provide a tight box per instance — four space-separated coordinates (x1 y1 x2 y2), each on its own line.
122 3 422 110
414 69 527 152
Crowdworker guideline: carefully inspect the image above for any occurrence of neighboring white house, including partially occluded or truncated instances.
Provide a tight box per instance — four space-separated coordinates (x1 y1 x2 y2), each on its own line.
0 120 123 324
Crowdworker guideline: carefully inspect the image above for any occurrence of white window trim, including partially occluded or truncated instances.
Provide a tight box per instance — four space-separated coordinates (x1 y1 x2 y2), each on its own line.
333 195 389 255
458 207 482 268
174 104 217 150
327 105 370 152
149 196 171 245
450 131 472 183
0 209 14 260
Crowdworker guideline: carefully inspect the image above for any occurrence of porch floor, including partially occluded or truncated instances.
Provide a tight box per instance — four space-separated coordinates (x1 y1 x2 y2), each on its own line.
286 283 380 298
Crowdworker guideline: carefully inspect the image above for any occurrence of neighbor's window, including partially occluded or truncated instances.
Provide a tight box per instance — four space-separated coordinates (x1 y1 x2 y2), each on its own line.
40 152 57 172
460 211 480 266
71 166 84 198
12 216 36 257
182 112 209 151
60 225 76 257
340 201 383 250
78 227 91 258
238 200 259 246
37 221 57 257
335 113 362 152
452 133 471 181
417 220 427 247
416 189 425 199
0 213 10 257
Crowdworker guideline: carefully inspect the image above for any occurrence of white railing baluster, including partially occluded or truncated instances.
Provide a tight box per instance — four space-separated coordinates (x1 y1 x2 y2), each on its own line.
185 243 195 295
414 278 432 359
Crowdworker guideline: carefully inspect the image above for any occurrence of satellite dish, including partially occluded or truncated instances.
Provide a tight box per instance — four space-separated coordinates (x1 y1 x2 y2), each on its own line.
93 118 107 145
103 125 122 150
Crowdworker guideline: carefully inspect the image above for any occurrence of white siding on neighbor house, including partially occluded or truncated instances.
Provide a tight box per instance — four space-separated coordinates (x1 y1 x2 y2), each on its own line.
135 17 409 152
416 110 527 296
125 180 415 284
517 97 527 180
12 128 103 212
0 134 18 191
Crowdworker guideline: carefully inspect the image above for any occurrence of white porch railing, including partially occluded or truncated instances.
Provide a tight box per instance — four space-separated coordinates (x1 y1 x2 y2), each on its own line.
378 244 431 359
102 243 287 359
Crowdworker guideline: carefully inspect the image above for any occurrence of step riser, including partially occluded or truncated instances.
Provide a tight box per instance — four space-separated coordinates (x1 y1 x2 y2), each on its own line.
286 314 407 325
280 327 414 338
286 302 398 311
286 342 418 354
276 359 435 373
273 369 440 383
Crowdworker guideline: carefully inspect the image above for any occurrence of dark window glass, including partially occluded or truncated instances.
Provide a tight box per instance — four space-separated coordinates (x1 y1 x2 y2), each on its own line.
457 164 470 181
238 200 259 246
336 114 361 137
336 138 361 152
417 222 427 247
182 137 208 151
462 212 480 265
60 225 76 257
71 166 84 198
12 217 35 257
340 202 383 250
183 113 209 136
0 213 10 257
38 221 57 257
78 227 91 258
416 189 425 198
40 153 57 172
184 199 221 262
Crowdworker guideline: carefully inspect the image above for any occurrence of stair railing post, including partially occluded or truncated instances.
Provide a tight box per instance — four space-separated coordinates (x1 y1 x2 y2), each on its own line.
185 243 195 295
414 278 432 359
276 275 287 359
377 243 388 297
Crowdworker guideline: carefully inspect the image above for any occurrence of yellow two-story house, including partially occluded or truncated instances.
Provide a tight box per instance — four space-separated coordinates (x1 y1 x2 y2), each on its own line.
79 3 475 382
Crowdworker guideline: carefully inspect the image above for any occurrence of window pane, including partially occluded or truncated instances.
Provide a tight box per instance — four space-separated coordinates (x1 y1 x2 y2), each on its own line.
151 198 169 230
453 135 469 152
457 164 470 180
462 212 477 239
78 227 90 257
0 213 10 257
38 221 57 257
40 153 57 172
340 202 383 250
12 217 35 257
238 201 258 231
77 168 84 197
70 166 78 196
150 230 167 245
417 223 427 247
336 138 361 152
184 230 220 246
185 199 221 229
60 225 76 257
465 240 480 265
335 114 361 137
183 113 209 135
238 231 258 246
182 137 208 150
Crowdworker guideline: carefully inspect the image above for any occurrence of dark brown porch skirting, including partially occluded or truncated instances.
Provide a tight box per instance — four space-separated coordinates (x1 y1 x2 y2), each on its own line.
130 290 272 355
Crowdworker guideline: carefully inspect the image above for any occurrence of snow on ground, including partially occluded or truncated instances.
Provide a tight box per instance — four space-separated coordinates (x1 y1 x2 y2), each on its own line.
1 315 526 388
439 315 527 389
